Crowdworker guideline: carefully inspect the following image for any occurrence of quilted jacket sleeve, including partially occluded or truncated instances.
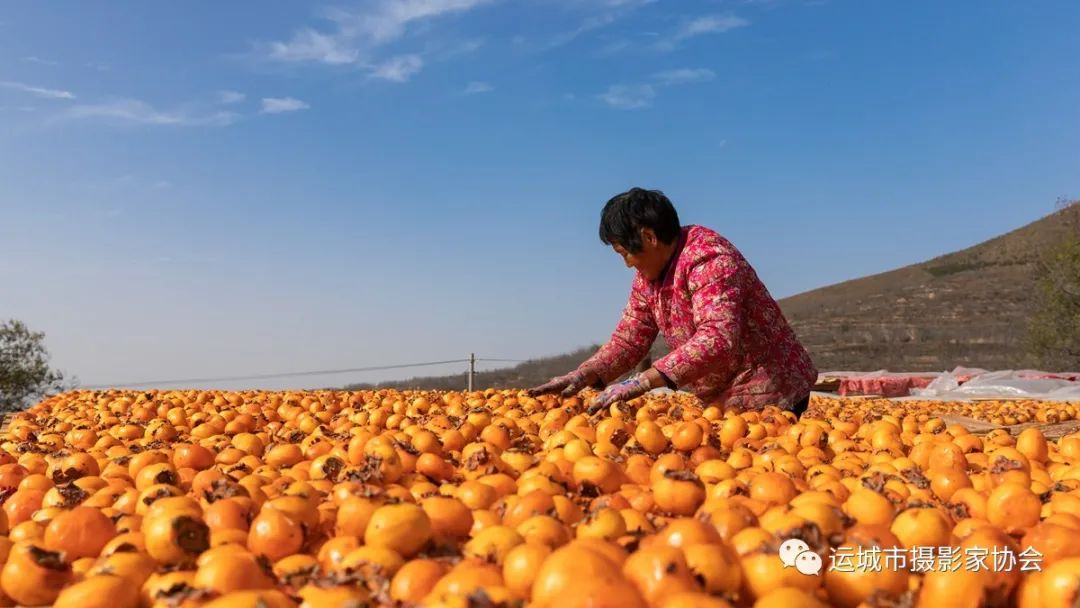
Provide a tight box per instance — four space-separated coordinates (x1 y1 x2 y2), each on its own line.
578 277 660 384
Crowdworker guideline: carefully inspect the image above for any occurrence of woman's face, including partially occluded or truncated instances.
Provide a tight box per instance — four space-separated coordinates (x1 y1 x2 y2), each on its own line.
613 228 672 281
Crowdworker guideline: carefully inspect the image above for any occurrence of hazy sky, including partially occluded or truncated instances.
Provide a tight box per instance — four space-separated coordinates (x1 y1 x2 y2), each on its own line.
2 1 1079 391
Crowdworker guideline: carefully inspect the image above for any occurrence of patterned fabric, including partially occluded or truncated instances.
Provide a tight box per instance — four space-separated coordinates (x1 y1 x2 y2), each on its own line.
577 225 818 411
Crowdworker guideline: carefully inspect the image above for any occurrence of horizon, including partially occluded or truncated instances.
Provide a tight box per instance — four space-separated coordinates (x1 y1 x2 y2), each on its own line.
3 1 1079 391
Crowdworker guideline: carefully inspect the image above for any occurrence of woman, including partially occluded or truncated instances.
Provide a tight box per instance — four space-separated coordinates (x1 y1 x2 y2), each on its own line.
529 187 818 416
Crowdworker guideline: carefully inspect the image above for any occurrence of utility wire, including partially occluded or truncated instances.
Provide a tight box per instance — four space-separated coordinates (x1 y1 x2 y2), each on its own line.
78 359 473 389
77 356 530 390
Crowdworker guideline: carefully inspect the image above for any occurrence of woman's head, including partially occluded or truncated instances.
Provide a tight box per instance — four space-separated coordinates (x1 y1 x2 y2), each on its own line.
600 187 682 281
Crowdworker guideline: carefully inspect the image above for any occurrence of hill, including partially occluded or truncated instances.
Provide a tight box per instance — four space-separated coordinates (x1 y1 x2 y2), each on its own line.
781 201 1079 372
346 203 1079 390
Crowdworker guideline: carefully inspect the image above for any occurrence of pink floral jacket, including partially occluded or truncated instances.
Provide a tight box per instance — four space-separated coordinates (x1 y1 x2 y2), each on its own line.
579 225 818 411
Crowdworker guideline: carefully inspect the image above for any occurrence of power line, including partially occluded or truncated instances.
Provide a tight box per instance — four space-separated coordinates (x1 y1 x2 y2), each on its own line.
78 359 472 389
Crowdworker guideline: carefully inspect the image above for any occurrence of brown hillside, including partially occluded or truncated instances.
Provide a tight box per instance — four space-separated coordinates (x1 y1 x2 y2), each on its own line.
347 203 1079 390
779 202 1079 372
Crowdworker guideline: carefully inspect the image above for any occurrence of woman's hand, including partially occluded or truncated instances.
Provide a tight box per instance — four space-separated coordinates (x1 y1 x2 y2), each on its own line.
527 369 600 397
587 373 652 414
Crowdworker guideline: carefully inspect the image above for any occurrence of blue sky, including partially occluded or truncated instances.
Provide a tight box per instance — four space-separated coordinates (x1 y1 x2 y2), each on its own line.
2 0 1079 390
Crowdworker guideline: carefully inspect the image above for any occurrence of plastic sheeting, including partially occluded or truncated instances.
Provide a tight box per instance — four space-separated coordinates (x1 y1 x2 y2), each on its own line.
909 367 1080 401
816 367 1080 401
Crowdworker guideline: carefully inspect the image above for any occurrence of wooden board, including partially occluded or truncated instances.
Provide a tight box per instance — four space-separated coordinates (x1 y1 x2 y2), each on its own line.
812 379 841 392
937 414 1080 439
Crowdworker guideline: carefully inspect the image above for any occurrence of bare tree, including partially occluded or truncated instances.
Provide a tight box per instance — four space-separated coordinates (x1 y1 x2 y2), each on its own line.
1028 199 1080 369
0 319 72 412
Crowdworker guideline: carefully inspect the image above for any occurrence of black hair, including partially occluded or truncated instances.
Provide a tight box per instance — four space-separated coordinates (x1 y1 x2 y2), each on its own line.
599 187 681 253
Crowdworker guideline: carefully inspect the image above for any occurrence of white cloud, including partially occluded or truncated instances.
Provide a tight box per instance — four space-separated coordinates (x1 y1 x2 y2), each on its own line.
370 55 424 82
653 68 716 85
59 98 238 126
680 14 750 37
269 28 360 65
0 80 75 100
597 67 714 110
656 14 749 50
263 0 495 80
463 81 494 94
597 84 655 110
261 97 310 113
545 0 657 50
545 0 655 9
327 0 495 47
439 38 485 60
218 90 246 104
597 39 631 55
547 12 621 49
22 56 59 66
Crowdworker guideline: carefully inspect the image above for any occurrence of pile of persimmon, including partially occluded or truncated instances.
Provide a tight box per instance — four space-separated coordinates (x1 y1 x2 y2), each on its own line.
811 396 1079 426
0 387 1076 607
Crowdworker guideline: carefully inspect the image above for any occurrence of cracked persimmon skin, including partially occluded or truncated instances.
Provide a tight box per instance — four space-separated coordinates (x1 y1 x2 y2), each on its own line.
1 389 1079 606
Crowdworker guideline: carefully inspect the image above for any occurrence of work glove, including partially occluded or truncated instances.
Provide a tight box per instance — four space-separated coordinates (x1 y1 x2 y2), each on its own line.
587 373 651 415
527 369 599 397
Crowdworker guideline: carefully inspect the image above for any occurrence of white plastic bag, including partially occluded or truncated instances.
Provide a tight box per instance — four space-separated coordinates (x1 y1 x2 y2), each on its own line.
1043 384 1080 402
910 366 990 397
935 370 1077 400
